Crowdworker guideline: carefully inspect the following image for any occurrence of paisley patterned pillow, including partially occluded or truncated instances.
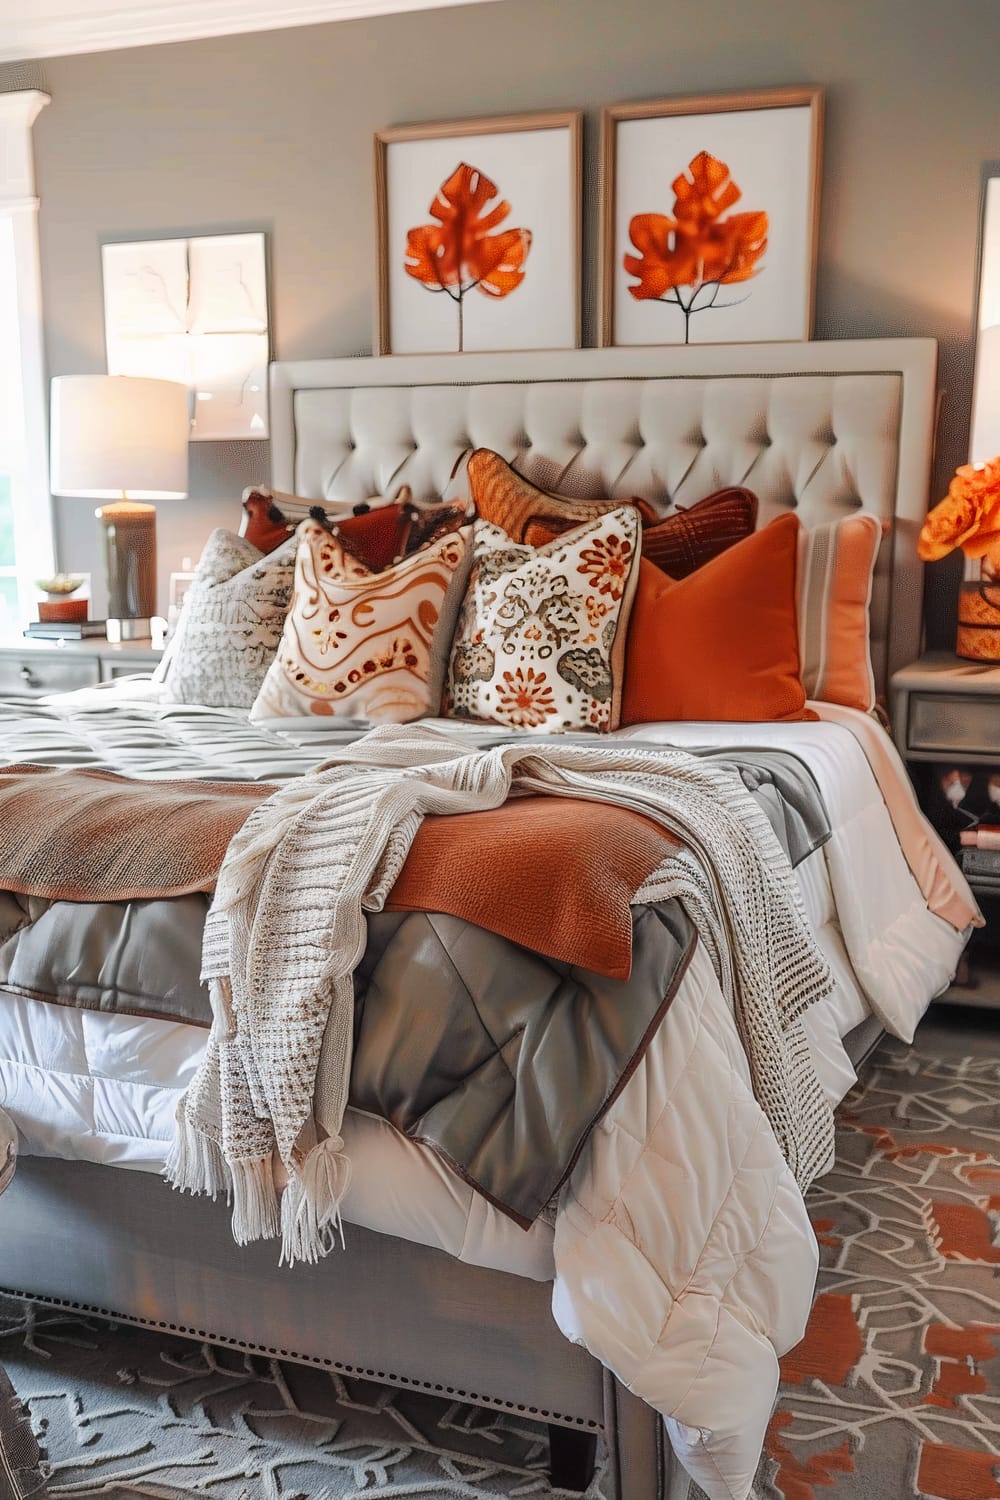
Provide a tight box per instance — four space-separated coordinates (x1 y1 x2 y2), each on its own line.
159 529 297 709
445 507 641 734
250 520 472 723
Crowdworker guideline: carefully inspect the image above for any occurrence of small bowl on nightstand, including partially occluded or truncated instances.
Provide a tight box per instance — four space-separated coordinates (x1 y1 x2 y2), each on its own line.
35 574 88 624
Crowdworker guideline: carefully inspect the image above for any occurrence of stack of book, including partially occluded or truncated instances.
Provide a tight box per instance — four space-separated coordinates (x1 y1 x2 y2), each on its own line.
23 621 106 640
960 823 1000 894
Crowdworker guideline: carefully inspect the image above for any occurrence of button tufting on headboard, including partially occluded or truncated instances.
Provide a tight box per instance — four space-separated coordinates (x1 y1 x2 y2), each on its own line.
270 342 938 695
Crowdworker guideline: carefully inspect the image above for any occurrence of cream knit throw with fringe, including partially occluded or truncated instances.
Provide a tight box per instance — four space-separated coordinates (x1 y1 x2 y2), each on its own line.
166 724 835 1265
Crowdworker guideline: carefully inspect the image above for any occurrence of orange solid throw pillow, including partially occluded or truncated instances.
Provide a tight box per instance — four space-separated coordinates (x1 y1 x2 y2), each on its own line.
621 513 815 724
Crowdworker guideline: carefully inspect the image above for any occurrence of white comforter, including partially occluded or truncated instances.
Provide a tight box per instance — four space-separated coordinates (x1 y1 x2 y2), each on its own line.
0 688 972 1499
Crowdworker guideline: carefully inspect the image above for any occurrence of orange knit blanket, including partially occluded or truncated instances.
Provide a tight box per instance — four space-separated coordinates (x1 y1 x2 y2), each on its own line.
0 763 275 901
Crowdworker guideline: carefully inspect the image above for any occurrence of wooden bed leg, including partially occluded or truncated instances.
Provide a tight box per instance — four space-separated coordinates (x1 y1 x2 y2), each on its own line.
548 1423 598 1492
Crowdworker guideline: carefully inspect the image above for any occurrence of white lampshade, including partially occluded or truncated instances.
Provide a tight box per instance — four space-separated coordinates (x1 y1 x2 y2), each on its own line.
971 178 1000 465
971 323 1000 466
50 375 190 500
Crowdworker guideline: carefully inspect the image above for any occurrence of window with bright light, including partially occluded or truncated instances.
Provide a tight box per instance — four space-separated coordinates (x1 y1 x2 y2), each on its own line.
0 215 29 632
0 90 55 635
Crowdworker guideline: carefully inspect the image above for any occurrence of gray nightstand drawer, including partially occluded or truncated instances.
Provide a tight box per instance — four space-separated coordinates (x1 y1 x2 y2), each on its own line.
908 692 1000 754
102 657 157 682
0 652 101 698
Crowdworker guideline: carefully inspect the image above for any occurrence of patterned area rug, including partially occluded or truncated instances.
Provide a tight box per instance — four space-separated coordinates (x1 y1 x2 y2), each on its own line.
4 1017 1000 1499
0 1297 609 1497
758 1017 1000 1500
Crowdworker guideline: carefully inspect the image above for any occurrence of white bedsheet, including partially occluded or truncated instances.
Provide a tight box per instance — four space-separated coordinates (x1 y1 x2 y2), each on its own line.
0 696 970 1499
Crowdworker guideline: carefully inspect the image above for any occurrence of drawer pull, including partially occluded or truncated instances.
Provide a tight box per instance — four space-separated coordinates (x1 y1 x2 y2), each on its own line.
19 666 39 689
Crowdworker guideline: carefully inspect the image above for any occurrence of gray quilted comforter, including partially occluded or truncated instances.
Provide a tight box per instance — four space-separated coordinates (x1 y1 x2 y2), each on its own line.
0 692 830 1226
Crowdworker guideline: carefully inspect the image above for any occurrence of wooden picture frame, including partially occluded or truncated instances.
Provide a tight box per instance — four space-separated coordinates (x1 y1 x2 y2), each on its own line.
375 110 582 356
600 87 823 348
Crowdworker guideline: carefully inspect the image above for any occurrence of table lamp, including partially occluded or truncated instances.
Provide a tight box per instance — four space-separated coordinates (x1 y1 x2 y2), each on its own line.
50 375 190 641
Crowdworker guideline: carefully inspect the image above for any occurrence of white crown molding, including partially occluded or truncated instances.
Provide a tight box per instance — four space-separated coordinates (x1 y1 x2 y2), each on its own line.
0 91 49 207
0 0 502 65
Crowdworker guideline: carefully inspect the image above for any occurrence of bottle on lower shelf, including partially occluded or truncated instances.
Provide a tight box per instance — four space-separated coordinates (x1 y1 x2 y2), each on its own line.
961 825 1000 852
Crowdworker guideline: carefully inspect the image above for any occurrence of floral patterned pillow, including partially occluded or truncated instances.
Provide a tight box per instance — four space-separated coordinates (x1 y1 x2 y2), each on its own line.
445 507 641 733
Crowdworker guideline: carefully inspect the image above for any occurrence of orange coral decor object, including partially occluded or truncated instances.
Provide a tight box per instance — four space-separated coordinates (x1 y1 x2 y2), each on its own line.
624 151 768 344
918 457 1000 663
404 163 532 352
918 459 1000 566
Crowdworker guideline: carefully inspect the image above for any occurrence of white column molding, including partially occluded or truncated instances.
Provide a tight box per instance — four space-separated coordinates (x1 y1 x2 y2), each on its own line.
0 90 49 208
0 91 55 597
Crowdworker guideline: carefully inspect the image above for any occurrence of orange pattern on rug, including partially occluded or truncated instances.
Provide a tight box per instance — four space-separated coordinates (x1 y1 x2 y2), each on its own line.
757 1035 1000 1500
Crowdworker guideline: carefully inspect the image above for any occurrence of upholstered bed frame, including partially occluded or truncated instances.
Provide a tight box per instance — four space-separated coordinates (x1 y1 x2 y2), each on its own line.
270 338 937 695
1 340 937 1499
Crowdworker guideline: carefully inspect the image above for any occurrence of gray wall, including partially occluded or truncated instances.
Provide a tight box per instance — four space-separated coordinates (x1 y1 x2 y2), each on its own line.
11 0 1000 636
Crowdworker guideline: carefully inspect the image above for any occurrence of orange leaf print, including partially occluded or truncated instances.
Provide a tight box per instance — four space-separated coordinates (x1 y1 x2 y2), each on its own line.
404 163 532 352
624 151 768 344
671 150 742 230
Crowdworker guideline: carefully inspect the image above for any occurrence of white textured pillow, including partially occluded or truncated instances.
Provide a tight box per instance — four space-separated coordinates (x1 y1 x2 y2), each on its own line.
250 519 472 723
160 529 296 708
445 508 641 733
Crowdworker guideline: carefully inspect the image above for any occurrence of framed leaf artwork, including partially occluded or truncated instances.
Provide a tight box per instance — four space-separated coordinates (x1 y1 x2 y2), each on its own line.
375 111 582 355
600 88 823 347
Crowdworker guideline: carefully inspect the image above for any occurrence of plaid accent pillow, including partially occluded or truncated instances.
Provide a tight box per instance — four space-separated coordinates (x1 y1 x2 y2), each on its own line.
639 488 758 578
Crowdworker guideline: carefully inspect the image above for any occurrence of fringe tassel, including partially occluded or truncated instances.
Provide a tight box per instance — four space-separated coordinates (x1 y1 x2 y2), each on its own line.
164 1110 229 1200
230 1155 280 1244
279 1135 352 1267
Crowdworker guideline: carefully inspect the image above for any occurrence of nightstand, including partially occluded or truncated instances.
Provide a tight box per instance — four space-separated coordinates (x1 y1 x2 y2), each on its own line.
0 636 162 699
891 650 1000 1007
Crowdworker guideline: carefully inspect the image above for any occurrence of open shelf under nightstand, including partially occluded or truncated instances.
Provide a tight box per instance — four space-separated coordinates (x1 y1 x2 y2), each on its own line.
891 651 1000 1009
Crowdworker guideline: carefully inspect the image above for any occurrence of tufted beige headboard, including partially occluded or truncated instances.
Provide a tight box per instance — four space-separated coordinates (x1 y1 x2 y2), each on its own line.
269 340 937 697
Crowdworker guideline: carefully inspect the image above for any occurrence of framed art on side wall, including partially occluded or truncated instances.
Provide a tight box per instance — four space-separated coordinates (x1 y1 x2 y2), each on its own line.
375 111 582 355
102 232 269 440
600 88 823 347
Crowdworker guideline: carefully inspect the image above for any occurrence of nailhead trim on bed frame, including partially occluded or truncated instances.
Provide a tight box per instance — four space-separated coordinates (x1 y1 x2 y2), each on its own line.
0 1287 602 1431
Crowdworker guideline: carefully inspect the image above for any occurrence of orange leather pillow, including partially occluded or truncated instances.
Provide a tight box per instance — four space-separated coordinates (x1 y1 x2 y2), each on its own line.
468 448 656 540
243 486 467 573
242 490 310 553
385 797 678 980
621 513 815 724
242 486 418 571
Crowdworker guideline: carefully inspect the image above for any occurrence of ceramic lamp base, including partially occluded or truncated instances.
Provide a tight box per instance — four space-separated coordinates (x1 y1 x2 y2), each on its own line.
956 578 1000 663
96 499 156 636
